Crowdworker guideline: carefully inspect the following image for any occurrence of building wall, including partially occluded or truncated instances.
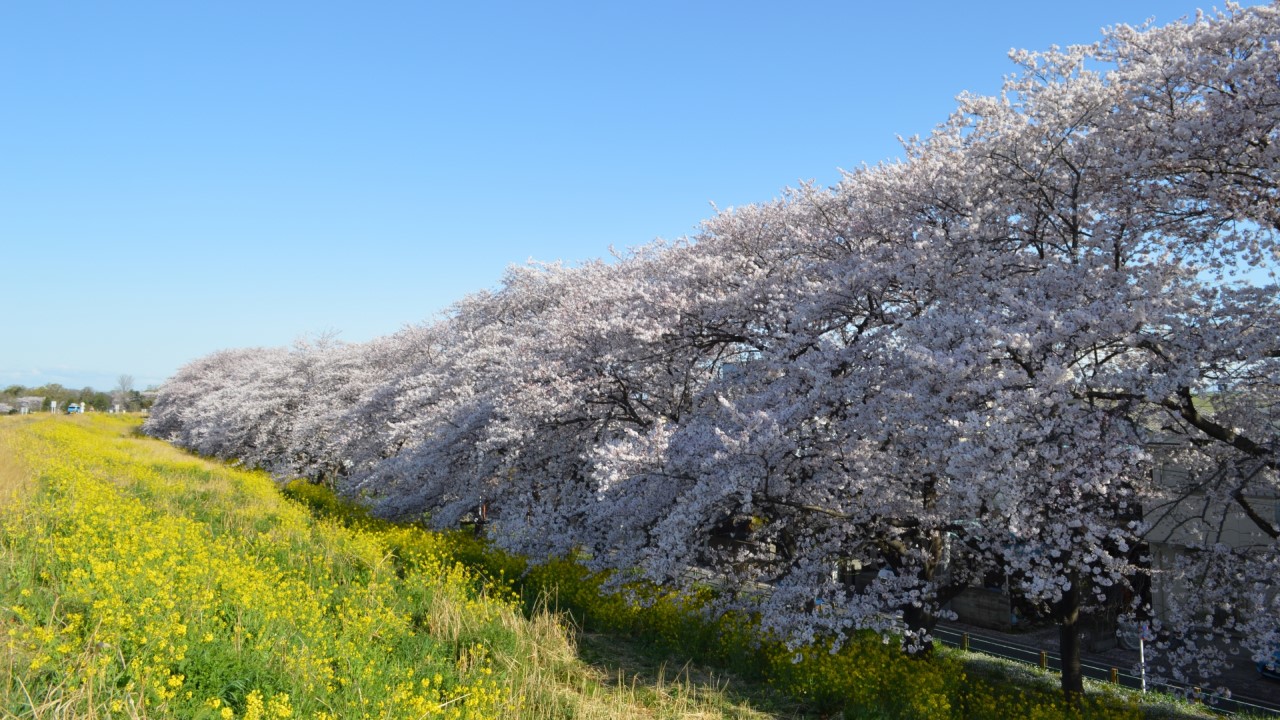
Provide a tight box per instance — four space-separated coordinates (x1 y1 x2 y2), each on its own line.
1145 457 1278 626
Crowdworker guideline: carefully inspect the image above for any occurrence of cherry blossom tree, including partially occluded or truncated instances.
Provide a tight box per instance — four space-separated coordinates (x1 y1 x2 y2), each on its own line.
146 346 293 462
144 3 1279 702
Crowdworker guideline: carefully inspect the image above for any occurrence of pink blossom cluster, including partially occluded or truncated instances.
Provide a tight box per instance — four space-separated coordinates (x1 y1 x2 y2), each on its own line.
146 4 1278 695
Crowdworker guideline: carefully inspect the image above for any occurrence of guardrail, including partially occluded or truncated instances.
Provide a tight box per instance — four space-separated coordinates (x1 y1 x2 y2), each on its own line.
932 626 1280 717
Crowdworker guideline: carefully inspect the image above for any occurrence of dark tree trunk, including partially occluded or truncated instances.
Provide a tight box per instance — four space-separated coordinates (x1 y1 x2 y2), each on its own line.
1056 575 1085 702
896 527 967 659
902 603 938 658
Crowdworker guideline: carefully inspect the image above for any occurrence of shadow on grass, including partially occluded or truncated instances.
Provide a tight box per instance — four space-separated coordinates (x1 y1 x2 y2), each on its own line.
573 630 822 720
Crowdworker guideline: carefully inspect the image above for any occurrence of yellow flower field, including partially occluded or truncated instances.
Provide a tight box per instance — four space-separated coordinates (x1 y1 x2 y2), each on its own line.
0 415 524 719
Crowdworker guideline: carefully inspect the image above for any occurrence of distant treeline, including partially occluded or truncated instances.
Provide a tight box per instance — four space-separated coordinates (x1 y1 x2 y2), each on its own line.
0 383 154 414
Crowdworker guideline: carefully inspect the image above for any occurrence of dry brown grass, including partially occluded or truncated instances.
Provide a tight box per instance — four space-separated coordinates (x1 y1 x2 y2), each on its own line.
497 607 785 720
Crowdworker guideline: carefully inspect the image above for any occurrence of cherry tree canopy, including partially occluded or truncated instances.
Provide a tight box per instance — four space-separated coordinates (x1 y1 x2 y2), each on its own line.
146 3 1279 697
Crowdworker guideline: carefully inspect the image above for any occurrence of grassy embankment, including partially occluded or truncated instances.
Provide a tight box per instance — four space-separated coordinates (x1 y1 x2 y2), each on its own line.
0 415 784 719
1 414 1244 719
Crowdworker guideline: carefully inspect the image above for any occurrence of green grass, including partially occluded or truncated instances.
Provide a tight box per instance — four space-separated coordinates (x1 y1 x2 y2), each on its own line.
0 415 792 720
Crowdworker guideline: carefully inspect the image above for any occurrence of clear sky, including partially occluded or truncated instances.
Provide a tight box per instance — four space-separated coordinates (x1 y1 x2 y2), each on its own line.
1 1 1264 391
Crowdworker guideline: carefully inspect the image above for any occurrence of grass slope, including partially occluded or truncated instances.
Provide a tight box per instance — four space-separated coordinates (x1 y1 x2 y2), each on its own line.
0 415 785 720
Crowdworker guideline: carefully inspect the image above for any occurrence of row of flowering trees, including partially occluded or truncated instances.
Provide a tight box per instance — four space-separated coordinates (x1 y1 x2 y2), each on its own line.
147 5 1279 700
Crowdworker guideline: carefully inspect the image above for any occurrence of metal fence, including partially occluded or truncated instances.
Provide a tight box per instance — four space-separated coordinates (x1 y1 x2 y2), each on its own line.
931 626 1280 717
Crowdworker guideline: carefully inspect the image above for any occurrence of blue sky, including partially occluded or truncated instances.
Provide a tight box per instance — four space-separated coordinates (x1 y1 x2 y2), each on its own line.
1 1 1264 391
